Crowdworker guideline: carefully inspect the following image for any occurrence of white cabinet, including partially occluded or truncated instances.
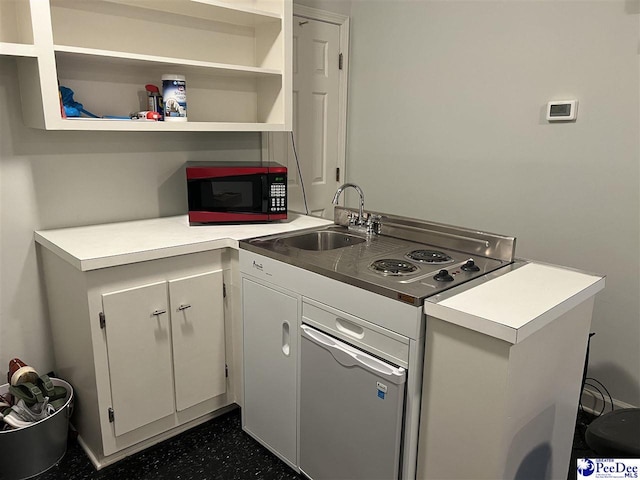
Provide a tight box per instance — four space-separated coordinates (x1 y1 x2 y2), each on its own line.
101 270 226 437
102 281 176 437
2 0 292 131
241 276 298 469
169 271 226 412
39 249 232 468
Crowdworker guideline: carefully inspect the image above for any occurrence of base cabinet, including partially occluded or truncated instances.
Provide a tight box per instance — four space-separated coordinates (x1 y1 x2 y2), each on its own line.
241 277 299 468
102 281 176 437
102 270 226 437
40 249 232 468
417 299 597 480
169 272 226 412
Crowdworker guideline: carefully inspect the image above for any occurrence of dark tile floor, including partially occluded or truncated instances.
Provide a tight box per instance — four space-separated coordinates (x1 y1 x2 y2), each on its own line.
31 408 596 480
567 410 598 480
33 408 300 480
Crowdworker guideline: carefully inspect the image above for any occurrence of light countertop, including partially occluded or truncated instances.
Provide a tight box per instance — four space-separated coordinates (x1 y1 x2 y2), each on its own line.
35 214 333 271
36 216 605 345
424 262 605 344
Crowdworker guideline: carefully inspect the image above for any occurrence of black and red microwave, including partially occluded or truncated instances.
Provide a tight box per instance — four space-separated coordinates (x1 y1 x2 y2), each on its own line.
186 162 287 224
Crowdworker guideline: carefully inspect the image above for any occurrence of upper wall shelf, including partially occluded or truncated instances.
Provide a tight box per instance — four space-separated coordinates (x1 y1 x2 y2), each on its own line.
0 42 36 57
53 47 283 78
101 0 283 25
0 0 292 132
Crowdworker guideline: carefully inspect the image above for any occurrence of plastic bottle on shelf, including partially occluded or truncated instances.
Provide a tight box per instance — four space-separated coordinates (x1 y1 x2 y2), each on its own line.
162 74 187 122
145 84 164 121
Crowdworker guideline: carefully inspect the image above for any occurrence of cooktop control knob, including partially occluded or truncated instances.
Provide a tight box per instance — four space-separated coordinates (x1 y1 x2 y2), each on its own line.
434 269 454 282
461 259 480 272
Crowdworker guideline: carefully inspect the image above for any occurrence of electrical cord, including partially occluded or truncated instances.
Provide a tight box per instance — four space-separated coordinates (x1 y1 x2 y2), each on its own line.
290 131 309 215
577 332 614 419
584 382 607 417
579 377 614 419
585 377 614 415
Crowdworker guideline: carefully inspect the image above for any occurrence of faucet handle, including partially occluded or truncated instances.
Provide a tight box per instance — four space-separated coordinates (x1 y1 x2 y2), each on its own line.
347 211 359 225
366 214 382 234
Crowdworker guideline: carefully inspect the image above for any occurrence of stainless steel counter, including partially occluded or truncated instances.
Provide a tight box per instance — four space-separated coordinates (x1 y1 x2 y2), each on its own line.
240 208 516 306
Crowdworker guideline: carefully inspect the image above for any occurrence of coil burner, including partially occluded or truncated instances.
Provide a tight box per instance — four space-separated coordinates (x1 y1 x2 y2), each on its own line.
406 249 454 265
369 259 419 276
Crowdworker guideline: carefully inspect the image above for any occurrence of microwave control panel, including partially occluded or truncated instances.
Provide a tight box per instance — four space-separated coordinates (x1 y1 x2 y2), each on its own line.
269 173 287 213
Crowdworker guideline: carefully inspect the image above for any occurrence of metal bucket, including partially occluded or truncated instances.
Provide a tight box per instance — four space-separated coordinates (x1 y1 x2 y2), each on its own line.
0 378 73 480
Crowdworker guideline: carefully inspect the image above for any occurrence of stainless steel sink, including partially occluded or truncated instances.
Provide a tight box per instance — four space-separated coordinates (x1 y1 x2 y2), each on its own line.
279 230 366 251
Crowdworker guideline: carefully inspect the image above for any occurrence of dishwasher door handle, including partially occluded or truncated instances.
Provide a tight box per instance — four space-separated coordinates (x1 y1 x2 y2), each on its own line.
301 325 406 384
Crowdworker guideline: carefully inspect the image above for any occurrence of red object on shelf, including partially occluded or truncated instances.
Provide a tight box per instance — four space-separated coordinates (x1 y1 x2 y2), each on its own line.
59 91 66 118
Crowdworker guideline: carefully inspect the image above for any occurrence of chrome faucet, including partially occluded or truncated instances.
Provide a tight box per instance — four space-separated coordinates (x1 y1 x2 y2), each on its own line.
332 183 381 235
332 183 365 225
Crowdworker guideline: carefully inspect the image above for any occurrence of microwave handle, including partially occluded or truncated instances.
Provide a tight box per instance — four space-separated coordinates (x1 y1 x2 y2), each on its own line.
262 174 269 213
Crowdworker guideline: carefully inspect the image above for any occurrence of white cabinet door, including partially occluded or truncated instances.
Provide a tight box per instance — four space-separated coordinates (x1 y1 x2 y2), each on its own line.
169 270 226 412
242 277 298 467
102 281 175 437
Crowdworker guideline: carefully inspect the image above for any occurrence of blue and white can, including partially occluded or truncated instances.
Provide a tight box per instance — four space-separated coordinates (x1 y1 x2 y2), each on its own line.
162 74 187 121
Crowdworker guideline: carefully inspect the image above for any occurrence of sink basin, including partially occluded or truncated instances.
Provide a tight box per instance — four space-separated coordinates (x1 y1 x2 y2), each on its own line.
280 230 366 251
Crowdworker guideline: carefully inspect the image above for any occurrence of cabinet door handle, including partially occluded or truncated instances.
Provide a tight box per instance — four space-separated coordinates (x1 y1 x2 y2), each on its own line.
282 321 291 357
177 304 191 311
152 309 167 316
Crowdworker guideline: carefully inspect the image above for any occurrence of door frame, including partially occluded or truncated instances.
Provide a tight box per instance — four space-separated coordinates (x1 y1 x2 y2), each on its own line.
262 5 350 214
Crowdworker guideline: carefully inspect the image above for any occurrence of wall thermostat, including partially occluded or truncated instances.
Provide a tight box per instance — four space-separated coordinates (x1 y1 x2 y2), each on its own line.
546 100 577 121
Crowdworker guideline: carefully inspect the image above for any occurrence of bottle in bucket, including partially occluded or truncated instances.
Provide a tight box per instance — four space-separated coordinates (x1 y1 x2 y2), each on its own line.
162 74 187 121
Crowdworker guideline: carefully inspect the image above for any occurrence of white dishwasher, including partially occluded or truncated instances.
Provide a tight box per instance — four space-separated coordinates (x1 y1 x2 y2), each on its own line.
299 321 407 480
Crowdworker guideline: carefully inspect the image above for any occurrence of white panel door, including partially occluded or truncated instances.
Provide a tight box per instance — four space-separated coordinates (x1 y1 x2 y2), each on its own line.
242 277 299 467
169 270 226 412
102 282 175 437
268 16 342 218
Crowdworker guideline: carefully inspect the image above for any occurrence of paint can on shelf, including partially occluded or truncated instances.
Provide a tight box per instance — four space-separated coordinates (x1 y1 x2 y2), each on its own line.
162 74 187 122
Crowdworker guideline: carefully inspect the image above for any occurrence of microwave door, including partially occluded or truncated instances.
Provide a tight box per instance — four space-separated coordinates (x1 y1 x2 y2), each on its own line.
189 175 265 218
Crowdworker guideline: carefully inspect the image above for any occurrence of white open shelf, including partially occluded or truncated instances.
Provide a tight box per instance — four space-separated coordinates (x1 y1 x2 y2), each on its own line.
5 0 292 132
0 42 37 57
101 0 283 25
55 119 286 132
53 46 283 77
50 0 283 70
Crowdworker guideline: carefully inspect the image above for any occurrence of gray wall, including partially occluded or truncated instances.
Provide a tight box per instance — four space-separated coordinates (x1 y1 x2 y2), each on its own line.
0 57 261 374
345 0 639 406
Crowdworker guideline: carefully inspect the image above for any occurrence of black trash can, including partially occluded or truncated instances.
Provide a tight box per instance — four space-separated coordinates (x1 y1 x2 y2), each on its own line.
585 408 640 457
